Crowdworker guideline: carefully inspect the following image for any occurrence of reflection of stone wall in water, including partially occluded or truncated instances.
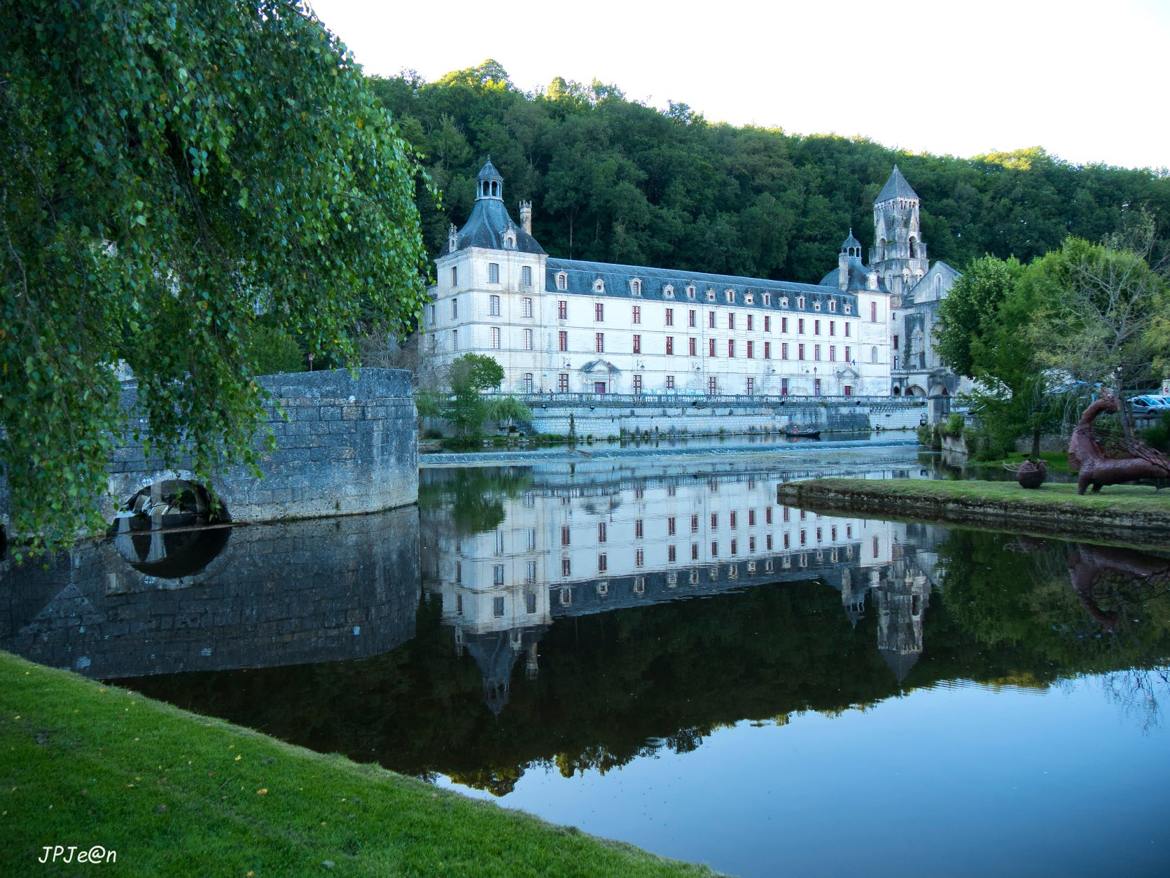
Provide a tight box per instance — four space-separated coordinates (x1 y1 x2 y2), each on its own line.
0 506 420 679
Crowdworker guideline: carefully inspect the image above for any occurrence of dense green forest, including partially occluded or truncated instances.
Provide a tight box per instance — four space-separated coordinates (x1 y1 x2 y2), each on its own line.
370 60 1170 285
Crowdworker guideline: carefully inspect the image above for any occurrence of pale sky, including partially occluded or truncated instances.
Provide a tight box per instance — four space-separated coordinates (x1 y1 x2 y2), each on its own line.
308 0 1169 172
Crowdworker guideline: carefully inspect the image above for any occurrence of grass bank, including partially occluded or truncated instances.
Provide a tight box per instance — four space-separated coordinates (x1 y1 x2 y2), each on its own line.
962 451 1073 474
778 478 1170 547
0 652 712 877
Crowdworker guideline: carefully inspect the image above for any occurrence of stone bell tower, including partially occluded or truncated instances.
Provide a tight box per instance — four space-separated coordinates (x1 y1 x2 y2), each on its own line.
870 165 929 305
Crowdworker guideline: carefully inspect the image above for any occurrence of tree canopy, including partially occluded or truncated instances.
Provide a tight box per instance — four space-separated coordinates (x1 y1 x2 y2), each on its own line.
1 0 429 548
369 61 1170 284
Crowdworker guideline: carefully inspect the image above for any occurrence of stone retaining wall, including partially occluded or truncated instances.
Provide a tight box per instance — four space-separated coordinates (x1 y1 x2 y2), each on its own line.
523 401 923 438
106 368 417 524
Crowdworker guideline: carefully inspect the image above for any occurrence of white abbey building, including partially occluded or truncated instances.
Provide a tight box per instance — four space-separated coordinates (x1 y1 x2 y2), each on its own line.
422 161 966 400
422 161 894 399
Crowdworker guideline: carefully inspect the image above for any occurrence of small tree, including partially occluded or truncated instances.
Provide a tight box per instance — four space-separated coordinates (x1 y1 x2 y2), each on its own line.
429 354 531 440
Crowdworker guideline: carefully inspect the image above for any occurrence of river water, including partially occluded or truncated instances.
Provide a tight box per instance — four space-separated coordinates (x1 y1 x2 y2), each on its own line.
3 445 1169 876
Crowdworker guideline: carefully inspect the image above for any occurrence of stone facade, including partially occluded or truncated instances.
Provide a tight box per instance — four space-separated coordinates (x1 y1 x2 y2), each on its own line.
105 368 418 526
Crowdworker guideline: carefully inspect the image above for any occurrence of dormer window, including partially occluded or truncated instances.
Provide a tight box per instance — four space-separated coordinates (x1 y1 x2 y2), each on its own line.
706 288 716 302
663 284 675 299
762 293 771 306
795 296 805 309
828 299 837 313
725 289 735 303
686 285 696 300
813 300 822 312
593 278 605 293
844 302 852 315
780 296 789 308
630 278 642 296
744 292 754 305
556 272 568 291
503 229 516 249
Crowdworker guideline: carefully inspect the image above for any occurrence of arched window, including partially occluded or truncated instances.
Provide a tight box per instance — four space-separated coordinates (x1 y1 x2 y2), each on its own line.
663 284 675 299
630 278 642 295
482 181 490 197
556 272 567 291
909 237 918 258
871 346 878 363
503 230 516 249
491 181 498 197
796 296 805 310
685 284 696 300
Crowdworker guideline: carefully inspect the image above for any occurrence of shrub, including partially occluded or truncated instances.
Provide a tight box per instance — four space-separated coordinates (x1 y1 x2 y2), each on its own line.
247 324 305 375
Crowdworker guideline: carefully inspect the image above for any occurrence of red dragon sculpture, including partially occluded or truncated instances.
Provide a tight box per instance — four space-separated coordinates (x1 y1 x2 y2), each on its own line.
1068 395 1170 494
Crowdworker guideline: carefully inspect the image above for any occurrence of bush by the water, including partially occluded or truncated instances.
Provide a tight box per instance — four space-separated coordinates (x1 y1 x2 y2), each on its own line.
247 323 306 374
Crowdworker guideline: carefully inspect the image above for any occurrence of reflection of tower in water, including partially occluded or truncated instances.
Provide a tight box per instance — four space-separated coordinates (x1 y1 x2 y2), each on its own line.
875 558 931 684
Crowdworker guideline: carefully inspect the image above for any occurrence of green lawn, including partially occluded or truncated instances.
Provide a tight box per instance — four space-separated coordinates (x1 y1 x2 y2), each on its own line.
779 477 1170 548
0 652 713 877
963 451 1073 474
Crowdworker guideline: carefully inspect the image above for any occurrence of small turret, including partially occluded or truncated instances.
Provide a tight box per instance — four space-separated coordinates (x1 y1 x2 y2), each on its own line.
838 228 862 290
476 158 504 201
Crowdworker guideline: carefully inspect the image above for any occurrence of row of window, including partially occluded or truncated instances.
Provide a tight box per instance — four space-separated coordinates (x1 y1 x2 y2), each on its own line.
563 330 868 363
552 274 850 314
436 298 880 327
601 305 856 337
491 510 854 555
454 264 534 289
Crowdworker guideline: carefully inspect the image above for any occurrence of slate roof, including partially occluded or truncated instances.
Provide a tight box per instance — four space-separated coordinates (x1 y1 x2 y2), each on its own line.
477 159 502 182
439 197 546 257
818 255 874 291
546 257 853 313
875 165 919 203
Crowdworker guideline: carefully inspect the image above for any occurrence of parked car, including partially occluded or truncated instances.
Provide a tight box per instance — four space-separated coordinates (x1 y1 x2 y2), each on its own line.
1128 394 1170 414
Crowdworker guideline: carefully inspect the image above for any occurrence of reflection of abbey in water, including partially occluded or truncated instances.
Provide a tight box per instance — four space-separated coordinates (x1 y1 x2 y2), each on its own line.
423 472 942 714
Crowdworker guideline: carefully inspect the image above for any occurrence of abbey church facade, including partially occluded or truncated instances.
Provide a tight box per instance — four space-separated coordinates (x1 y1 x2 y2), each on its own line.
422 161 961 399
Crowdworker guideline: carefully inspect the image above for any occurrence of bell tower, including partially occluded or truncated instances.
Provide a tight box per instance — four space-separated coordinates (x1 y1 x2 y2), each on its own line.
870 165 929 304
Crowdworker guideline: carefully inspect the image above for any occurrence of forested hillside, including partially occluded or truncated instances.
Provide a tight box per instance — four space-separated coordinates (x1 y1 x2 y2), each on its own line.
371 60 1170 285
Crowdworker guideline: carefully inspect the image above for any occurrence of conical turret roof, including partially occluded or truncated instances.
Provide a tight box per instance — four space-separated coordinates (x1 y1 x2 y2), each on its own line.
876 165 919 203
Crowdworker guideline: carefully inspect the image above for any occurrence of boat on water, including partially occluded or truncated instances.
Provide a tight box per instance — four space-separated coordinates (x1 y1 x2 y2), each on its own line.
784 425 821 439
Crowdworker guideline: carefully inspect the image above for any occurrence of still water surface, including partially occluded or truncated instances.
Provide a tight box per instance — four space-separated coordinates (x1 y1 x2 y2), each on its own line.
3 446 1168 876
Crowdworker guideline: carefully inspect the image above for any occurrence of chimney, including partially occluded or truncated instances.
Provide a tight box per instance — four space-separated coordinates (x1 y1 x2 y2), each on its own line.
519 201 532 235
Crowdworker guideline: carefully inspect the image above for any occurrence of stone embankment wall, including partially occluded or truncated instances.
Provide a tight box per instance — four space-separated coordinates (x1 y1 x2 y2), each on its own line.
0 507 420 679
106 368 417 524
523 400 924 438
